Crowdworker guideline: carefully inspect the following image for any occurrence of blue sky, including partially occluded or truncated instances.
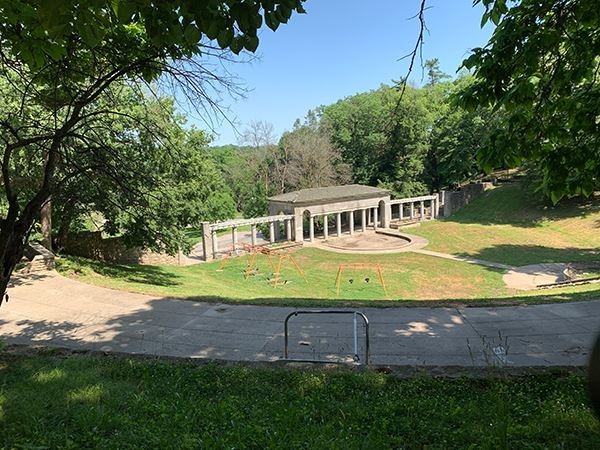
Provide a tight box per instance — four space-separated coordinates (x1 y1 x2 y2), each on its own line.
197 1 493 145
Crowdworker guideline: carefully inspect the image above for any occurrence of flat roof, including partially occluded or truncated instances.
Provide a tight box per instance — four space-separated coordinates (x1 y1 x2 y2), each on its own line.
267 184 389 205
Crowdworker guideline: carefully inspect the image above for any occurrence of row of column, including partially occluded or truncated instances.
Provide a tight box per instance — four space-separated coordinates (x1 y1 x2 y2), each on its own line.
306 207 380 243
391 198 437 221
209 218 293 259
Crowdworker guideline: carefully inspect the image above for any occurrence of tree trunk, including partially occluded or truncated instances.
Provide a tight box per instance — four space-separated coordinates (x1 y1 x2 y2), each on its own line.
55 211 73 253
0 196 49 305
40 197 52 252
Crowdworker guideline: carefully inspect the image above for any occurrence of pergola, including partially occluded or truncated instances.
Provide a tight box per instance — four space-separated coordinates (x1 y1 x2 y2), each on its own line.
267 184 392 243
200 184 440 260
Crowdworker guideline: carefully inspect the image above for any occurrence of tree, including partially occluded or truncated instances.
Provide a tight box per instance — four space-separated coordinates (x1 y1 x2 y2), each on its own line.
424 58 450 86
458 0 599 202
51 94 236 254
0 0 306 303
322 85 431 197
424 76 492 191
276 118 351 191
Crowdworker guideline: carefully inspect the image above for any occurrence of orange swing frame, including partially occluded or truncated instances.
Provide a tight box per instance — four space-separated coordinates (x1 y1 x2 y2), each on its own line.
334 263 388 298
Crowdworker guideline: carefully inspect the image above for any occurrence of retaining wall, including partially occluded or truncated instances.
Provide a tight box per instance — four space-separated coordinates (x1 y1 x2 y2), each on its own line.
441 182 494 217
63 232 183 266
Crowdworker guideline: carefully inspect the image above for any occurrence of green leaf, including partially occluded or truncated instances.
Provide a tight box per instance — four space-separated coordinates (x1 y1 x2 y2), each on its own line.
217 29 233 48
230 37 243 55
116 0 137 24
244 35 259 52
265 12 279 31
184 24 201 45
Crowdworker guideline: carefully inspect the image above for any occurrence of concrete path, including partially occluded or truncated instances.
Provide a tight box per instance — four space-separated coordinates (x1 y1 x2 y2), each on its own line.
503 263 567 290
2 272 598 367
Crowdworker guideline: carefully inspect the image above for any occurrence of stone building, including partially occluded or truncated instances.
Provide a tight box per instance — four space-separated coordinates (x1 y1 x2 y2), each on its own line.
267 184 392 242
201 184 439 259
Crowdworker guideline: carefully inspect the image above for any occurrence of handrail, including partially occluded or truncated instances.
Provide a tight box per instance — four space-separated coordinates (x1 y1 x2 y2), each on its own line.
284 310 370 365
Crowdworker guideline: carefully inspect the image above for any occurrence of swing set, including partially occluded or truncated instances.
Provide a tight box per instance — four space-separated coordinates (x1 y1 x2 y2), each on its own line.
216 243 307 288
335 263 388 298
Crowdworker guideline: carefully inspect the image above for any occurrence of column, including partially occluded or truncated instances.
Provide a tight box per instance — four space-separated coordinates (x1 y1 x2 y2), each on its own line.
435 194 440 218
294 211 303 243
201 221 212 261
274 219 281 241
336 212 342 236
410 202 415 219
211 230 219 259
309 215 315 242
323 215 329 240
373 207 378 230
251 224 257 246
349 211 354 235
232 227 238 246
430 199 435 219
269 221 275 243
285 219 292 240
399 203 404 221
361 209 367 232
383 202 391 228
420 201 425 221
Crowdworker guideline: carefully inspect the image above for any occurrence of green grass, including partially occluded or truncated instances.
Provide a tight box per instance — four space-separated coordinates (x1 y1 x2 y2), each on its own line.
56 250 600 307
57 182 600 306
411 183 600 266
1 352 598 449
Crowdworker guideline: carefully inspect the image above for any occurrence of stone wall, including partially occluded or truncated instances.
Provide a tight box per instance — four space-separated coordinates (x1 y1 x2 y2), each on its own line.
21 242 55 272
441 182 494 217
63 231 183 266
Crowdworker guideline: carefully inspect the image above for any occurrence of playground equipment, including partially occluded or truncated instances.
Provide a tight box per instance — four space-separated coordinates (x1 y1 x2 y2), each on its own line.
269 253 307 287
217 242 307 288
335 263 388 298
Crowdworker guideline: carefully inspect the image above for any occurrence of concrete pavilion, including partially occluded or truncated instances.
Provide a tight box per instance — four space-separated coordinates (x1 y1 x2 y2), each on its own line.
267 184 392 243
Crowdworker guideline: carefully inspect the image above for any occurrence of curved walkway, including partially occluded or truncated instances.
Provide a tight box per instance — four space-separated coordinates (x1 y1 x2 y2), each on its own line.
2 272 598 367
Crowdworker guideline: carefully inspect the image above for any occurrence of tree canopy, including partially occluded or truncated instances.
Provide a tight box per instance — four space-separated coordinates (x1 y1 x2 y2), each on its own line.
0 0 306 301
458 0 599 202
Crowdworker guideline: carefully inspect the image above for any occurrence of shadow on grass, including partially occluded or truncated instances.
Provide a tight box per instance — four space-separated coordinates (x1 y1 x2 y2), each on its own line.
57 256 182 288
150 286 600 309
441 184 600 228
457 244 600 267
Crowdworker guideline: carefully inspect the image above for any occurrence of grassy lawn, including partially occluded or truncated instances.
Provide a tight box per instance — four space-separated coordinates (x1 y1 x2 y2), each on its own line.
56 182 600 306
56 249 600 307
411 183 600 266
1 352 598 448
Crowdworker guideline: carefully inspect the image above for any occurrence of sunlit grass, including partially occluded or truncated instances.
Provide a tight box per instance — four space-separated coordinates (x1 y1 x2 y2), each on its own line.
0 353 598 448
411 183 600 266
56 183 600 306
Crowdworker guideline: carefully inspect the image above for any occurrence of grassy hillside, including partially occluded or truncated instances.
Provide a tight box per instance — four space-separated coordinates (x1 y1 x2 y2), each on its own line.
412 183 600 266
1 353 598 449
56 182 600 305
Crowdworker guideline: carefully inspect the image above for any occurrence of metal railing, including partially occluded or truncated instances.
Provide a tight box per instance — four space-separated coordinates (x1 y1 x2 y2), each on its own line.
284 310 370 365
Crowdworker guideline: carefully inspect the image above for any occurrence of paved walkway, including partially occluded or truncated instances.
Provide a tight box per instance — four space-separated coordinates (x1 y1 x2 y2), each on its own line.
1 272 598 367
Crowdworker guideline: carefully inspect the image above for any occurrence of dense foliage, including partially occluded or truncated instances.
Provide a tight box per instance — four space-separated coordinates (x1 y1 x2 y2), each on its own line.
0 0 305 299
213 72 494 214
459 0 600 202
